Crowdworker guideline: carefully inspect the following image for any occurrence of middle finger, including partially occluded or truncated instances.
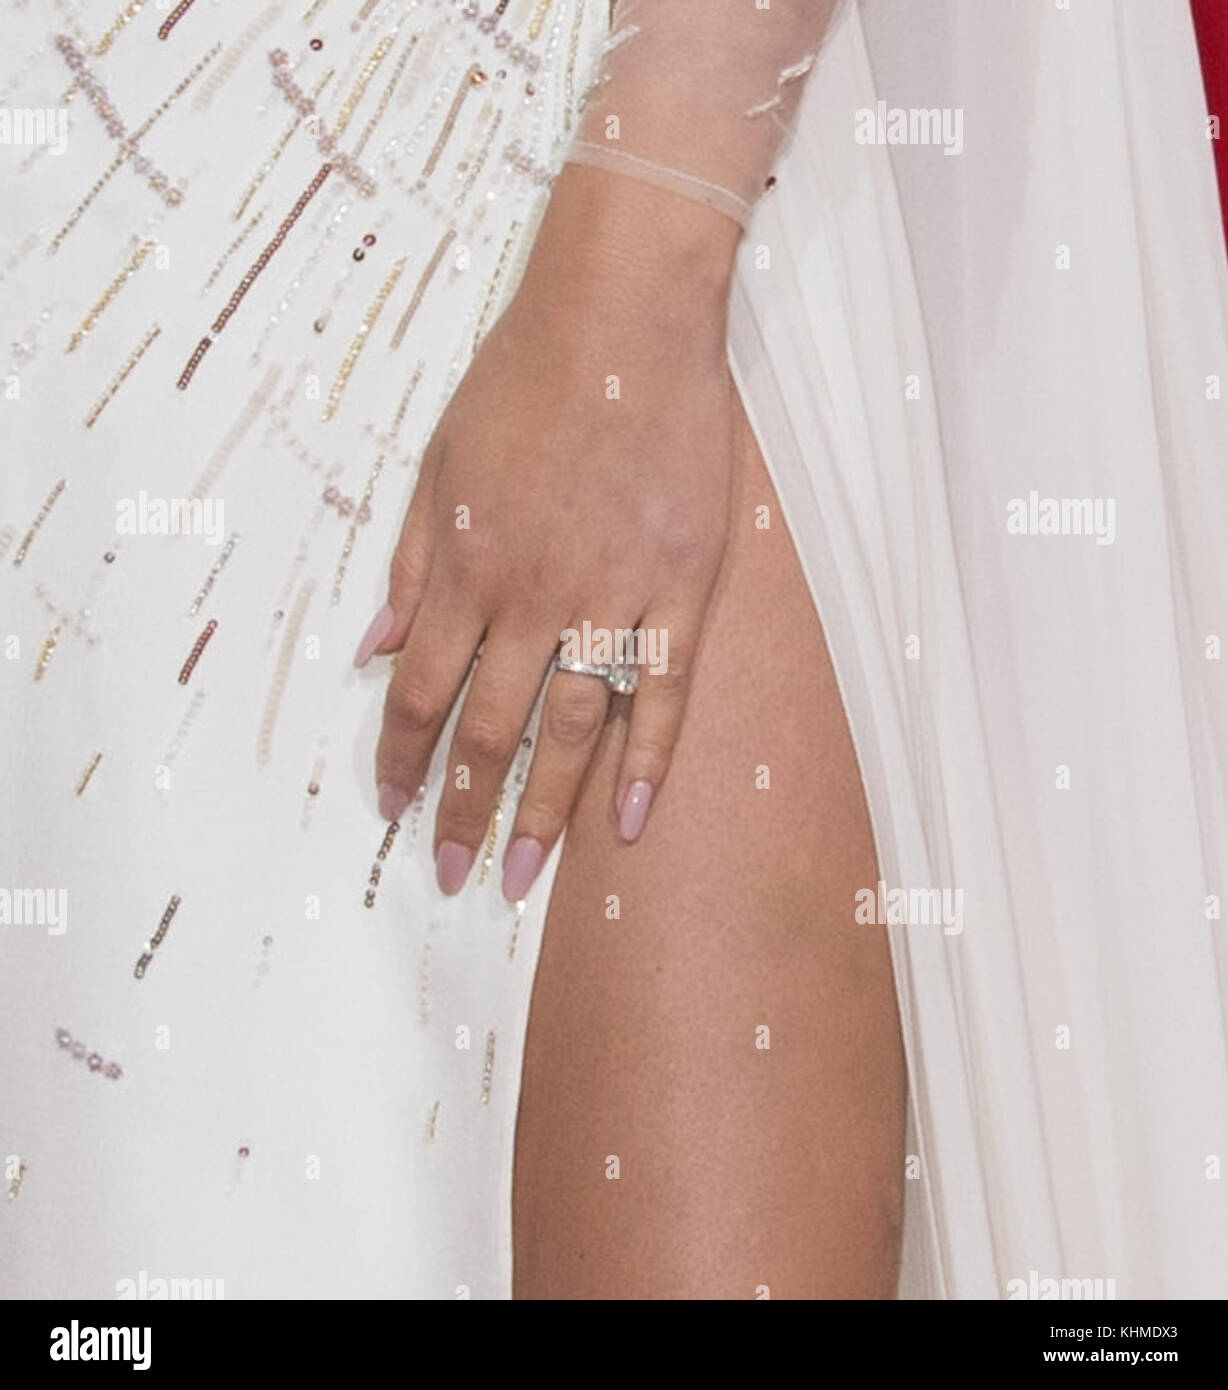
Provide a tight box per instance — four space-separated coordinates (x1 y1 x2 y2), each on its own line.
433 619 559 895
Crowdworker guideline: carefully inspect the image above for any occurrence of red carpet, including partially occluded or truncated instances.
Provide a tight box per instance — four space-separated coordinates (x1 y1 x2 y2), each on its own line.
1192 0 1228 250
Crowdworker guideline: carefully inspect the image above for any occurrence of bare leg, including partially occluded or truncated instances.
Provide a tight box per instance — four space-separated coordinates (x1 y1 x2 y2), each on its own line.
512 386 906 1300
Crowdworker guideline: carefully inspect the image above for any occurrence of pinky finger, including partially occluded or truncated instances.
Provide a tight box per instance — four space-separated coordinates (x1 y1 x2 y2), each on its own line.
613 615 696 844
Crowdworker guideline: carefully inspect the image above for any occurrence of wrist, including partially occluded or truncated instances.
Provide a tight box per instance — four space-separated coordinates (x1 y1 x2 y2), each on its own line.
523 161 741 317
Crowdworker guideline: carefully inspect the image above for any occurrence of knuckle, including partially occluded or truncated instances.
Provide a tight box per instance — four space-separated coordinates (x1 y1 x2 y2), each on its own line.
642 501 711 570
460 715 518 766
659 528 707 571
389 677 443 733
447 541 483 590
389 543 428 600
545 690 605 747
513 796 566 836
628 730 676 777
445 528 498 594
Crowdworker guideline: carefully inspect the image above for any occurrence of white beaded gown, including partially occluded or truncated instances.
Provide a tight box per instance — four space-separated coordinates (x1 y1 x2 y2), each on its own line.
1 0 609 1300
3 0 1228 1301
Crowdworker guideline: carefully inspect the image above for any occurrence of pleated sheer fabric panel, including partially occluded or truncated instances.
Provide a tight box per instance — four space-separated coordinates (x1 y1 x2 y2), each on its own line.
567 0 839 225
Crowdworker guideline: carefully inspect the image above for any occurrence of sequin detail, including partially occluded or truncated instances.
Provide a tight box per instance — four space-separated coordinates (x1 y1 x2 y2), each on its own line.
134 894 182 979
157 0 200 42
177 619 217 685
55 1028 122 1079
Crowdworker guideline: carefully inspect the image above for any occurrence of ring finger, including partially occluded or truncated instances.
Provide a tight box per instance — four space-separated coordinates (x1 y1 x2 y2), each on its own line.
499 622 627 902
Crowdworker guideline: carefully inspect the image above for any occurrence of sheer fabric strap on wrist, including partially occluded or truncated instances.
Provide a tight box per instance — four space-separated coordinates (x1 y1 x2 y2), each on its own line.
564 139 753 228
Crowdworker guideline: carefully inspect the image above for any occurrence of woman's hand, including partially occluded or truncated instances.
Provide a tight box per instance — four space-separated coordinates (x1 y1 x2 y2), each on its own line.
355 163 742 902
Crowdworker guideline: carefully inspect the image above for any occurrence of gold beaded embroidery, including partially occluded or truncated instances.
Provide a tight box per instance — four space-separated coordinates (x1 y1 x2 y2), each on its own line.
472 220 520 352
321 256 406 422
256 581 314 765
203 209 266 291
188 533 239 615
480 731 534 886
386 359 425 448
477 787 507 887
333 34 396 138
33 626 63 683
479 1030 496 1105
425 1100 441 1141
330 455 386 605
84 323 161 428
234 70 336 222
65 238 156 353
527 0 555 43
390 229 456 349
93 1 150 56
352 37 418 159
563 0 585 128
422 66 487 181
507 899 526 960
454 107 502 208
75 751 104 797
13 479 67 568
48 154 123 258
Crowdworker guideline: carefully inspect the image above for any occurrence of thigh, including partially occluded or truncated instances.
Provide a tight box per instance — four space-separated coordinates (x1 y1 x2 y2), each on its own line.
512 385 906 1300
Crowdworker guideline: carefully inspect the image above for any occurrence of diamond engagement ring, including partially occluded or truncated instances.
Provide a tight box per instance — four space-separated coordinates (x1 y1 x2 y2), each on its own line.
553 655 640 696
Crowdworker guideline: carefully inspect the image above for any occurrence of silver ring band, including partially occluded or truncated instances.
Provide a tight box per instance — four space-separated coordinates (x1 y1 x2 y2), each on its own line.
553 655 639 696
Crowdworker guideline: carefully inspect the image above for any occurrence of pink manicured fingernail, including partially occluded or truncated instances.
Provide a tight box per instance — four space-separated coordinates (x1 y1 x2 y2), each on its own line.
618 780 654 843
502 837 545 902
354 603 394 668
436 840 475 896
379 782 411 822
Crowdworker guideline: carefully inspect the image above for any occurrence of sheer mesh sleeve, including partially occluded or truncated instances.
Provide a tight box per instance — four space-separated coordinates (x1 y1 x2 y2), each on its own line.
566 0 837 227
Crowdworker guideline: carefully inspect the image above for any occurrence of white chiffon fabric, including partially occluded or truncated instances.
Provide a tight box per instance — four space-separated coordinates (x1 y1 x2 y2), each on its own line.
0 0 606 1300
729 0 1228 1297
2 0 1226 1301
